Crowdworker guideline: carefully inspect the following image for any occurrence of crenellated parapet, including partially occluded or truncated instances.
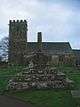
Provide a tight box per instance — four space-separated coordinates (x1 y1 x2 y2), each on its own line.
9 20 27 24
9 20 28 30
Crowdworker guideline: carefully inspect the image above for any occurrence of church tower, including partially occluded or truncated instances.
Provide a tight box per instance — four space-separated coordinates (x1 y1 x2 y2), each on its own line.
8 20 28 65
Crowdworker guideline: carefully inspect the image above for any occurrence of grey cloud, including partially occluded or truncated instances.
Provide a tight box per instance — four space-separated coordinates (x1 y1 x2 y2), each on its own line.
0 0 80 49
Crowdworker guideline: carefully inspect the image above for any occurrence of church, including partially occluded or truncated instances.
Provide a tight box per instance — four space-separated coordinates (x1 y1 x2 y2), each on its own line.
8 20 79 66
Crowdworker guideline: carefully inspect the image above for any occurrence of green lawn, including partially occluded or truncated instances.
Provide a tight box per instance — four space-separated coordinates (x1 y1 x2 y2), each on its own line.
0 65 80 107
58 66 80 89
0 66 23 91
0 66 23 76
11 90 76 107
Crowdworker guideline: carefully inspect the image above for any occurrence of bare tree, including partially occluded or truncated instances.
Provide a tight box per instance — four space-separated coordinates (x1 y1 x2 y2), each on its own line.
0 36 9 61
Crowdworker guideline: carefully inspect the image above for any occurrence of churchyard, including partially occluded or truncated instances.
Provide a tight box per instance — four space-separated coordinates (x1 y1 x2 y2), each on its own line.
0 20 80 107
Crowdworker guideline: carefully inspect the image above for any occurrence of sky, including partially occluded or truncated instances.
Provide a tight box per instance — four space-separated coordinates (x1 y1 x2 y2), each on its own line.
0 0 80 49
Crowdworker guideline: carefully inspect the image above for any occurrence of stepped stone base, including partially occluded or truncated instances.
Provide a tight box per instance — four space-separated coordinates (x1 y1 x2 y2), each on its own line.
8 67 73 90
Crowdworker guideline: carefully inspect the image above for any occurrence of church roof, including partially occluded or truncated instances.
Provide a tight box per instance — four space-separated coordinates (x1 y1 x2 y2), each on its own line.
27 42 72 55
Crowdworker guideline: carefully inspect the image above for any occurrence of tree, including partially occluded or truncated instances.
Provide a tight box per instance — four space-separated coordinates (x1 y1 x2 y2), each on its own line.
0 36 9 61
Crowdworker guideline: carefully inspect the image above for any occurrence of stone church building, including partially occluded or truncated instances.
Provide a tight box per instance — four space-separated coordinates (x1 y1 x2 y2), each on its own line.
8 20 76 65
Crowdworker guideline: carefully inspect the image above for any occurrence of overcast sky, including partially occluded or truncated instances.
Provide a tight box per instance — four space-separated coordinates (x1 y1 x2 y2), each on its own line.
0 0 80 49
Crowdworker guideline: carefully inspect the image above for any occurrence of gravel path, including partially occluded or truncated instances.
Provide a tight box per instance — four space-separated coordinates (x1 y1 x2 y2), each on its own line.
0 95 33 107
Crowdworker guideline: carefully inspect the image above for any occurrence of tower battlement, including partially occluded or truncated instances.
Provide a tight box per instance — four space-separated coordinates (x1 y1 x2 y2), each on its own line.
9 20 28 31
9 20 27 24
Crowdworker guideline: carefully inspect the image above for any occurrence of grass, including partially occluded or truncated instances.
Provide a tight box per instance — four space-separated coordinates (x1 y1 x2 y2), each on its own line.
0 65 80 107
0 66 23 91
11 90 76 107
0 66 23 76
68 73 80 89
58 66 80 89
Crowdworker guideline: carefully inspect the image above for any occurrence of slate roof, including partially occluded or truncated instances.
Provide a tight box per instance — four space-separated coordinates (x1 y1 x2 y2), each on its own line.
27 42 72 55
